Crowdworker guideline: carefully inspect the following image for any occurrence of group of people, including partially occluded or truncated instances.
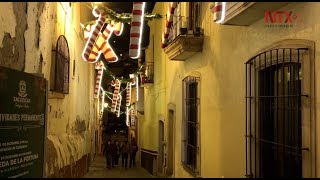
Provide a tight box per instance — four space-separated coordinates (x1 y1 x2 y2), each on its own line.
103 137 138 169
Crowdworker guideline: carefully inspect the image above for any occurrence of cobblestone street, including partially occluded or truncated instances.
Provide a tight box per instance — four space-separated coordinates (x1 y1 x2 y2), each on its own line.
83 155 155 178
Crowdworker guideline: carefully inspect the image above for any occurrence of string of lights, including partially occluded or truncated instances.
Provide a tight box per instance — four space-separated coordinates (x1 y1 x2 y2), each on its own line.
81 3 162 28
79 2 157 125
102 62 144 84
104 89 135 114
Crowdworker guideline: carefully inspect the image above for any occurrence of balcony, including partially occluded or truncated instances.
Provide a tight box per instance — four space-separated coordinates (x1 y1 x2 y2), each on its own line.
163 14 204 61
164 34 203 61
222 2 290 26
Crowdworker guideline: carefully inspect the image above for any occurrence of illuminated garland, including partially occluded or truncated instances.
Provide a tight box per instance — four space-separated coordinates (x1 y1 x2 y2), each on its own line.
130 107 136 126
82 3 162 27
126 107 131 126
104 89 135 115
129 2 145 59
211 2 226 23
97 62 142 116
104 104 128 115
103 63 144 83
81 2 158 119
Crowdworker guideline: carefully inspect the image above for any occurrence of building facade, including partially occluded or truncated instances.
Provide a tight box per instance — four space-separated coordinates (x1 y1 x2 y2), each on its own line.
140 2 320 178
0 2 99 177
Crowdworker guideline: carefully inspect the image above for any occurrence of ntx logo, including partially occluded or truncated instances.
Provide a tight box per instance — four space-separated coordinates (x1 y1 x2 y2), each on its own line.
265 10 301 27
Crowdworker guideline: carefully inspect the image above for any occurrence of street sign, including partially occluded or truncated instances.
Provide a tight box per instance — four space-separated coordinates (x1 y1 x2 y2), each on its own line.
0 66 47 178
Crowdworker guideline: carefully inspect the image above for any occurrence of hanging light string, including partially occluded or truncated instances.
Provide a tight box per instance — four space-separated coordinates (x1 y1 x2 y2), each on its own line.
81 3 162 28
82 2 154 118
102 63 144 84
104 95 135 115
104 105 127 115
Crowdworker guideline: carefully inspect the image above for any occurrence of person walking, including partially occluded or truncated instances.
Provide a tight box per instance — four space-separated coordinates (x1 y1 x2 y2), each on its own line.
121 140 129 168
115 140 120 166
110 140 117 168
103 140 112 169
129 137 138 168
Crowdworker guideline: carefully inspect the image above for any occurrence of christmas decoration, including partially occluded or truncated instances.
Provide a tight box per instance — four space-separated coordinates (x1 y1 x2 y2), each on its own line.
210 2 226 23
161 2 178 49
79 2 162 120
126 81 135 106
82 2 162 26
103 64 144 83
99 88 105 120
130 108 135 126
126 107 131 127
82 7 124 63
111 79 121 112
82 7 106 63
116 94 122 117
94 61 104 98
129 2 146 59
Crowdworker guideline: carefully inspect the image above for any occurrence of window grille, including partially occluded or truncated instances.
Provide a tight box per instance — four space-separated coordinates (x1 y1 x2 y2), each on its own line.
245 48 310 178
182 76 200 175
52 35 70 94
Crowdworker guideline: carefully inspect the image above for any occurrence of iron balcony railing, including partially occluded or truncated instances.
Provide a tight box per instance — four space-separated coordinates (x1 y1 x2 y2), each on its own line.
167 5 202 45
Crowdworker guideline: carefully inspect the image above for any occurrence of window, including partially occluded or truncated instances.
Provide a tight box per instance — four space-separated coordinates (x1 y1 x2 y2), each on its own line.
51 35 70 94
245 42 315 178
188 2 201 33
169 2 202 42
182 76 200 176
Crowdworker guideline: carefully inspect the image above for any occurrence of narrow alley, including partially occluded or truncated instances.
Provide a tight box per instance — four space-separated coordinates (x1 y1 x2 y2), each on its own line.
1 1 320 178
83 155 154 178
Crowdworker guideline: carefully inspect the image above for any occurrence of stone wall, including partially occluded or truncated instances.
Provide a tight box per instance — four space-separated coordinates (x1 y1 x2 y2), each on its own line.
0 2 97 178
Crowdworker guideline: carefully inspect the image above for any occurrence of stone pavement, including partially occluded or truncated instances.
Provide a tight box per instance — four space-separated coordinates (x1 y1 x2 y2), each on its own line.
83 155 156 178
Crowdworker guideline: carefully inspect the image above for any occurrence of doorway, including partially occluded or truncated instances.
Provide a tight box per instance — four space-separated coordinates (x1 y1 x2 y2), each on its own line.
166 109 174 177
158 120 165 176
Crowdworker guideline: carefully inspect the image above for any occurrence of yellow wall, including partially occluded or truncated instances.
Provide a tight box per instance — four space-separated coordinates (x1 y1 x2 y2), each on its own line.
43 2 97 176
0 2 97 177
144 2 320 178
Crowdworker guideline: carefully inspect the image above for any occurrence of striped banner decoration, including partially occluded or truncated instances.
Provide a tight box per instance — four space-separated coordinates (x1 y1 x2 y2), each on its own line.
129 2 146 59
126 82 132 106
161 2 177 49
101 88 105 113
94 62 104 98
83 22 124 63
211 2 226 23
126 78 136 106
111 79 121 112
99 88 105 120
82 7 124 63
82 7 106 63
98 22 123 62
130 108 135 126
126 107 131 127
116 94 122 117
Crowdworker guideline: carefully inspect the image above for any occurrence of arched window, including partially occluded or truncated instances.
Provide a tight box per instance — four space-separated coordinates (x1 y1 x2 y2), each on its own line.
182 75 200 176
51 35 70 94
245 40 315 178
